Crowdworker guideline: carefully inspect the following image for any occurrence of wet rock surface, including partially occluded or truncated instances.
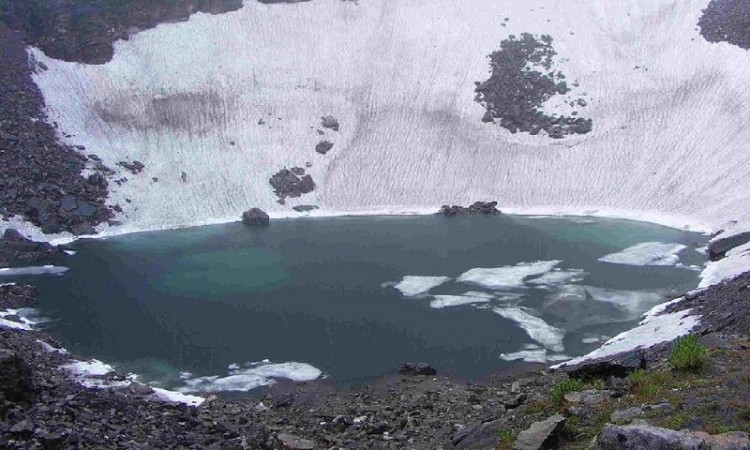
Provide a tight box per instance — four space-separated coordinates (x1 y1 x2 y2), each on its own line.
0 0 244 64
269 168 315 200
699 0 750 50
475 33 592 138
0 229 64 268
0 24 112 235
438 201 501 216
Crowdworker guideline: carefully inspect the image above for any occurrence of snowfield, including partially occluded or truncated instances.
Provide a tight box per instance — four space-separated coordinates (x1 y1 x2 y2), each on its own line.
11 0 750 367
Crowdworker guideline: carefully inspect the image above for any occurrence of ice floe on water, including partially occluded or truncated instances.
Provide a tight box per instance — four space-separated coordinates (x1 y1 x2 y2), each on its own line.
527 269 585 288
429 292 494 309
457 261 562 290
177 361 323 394
599 242 687 267
0 265 69 276
389 276 451 297
500 344 570 364
583 286 663 317
493 307 564 352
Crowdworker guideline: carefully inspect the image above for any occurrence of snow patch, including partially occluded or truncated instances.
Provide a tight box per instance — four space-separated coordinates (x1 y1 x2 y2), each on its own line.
599 242 687 266
493 307 564 352
177 361 322 393
151 387 204 406
390 276 451 297
699 241 750 288
36 339 68 354
457 261 562 290
552 308 700 369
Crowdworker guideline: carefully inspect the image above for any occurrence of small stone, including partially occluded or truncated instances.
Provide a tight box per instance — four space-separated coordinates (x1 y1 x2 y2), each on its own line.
610 407 643 424
10 419 33 434
277 433 314 449
505 393 527 409
320 115 340 131
315 140 334 155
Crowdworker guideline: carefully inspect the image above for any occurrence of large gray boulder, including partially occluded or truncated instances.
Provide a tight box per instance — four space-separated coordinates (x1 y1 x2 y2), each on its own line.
596 424 707 450
513 414 566 450
242 208 270 227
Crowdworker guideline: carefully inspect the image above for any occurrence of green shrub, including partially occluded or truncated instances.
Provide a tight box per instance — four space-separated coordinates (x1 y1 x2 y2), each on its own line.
497 429 514 443
668 335 709 372
550 378 584 405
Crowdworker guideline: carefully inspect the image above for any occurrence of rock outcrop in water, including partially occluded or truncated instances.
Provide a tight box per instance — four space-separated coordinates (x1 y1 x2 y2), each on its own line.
475 33 592 138
699 0 750 50
438 201 501 216
242 208 270 227
0 229 63 267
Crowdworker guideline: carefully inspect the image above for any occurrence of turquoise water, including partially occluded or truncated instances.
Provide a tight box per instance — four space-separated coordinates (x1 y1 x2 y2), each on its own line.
19 214 705 394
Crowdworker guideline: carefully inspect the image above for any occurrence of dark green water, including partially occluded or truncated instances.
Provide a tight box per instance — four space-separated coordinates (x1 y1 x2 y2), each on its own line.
18 214 705 394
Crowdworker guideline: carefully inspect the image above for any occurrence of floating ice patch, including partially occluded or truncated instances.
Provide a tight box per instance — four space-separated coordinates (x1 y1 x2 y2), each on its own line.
584 286 664 316
429 292 493 309
527 269 585 288
0 282 16 287
457 261 562 290
599 242 687 266
500 343 570 363
390 276 451 297
177 361 322 393
553 308 700 369
0 265 69 276
493 307 565 352
151 387 204 406
64 250 77 256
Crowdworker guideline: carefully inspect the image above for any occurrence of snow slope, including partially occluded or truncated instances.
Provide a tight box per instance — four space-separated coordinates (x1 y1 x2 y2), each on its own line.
27 0 750 235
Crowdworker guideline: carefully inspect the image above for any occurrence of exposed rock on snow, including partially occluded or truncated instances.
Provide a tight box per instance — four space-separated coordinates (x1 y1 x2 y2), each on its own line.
315 140 334 154
320 115 340 131
269 168 315 200
475 33 592 138
699 0 750 50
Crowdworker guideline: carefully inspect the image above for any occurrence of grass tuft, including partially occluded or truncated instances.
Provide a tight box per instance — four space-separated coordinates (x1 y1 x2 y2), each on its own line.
550 378 584 405
668 335 709 372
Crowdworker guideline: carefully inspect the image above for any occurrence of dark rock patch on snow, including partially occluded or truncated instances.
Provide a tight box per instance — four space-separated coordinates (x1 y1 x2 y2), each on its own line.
269 168 315 200
699 0 750 50
475 33 592 138
320 115 340 132
315 140 334 154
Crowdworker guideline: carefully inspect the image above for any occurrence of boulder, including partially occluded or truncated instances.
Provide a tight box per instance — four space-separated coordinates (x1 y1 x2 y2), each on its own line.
269 168 316 199
564 389 614 406
242 208 270 227
596 424 706 450
0 349 34 402
564 352 646 381
513 414 566 450
398 363 436 376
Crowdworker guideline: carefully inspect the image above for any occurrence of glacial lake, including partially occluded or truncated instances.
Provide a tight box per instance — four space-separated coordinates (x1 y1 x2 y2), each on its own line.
18 214 706 395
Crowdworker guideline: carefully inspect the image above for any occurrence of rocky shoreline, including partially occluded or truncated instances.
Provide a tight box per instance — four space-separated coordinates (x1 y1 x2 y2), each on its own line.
1 235 749 449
